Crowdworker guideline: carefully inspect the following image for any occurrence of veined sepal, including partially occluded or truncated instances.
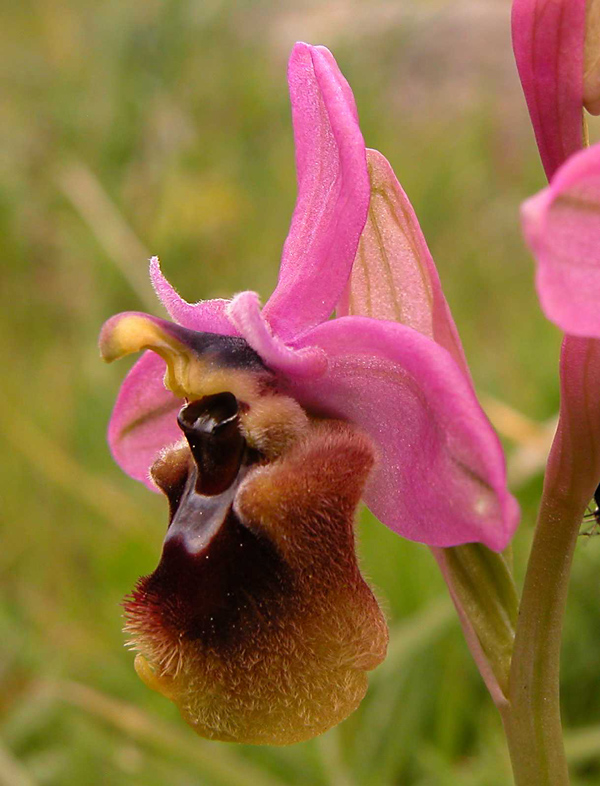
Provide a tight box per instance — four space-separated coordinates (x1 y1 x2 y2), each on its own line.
432 543 518 705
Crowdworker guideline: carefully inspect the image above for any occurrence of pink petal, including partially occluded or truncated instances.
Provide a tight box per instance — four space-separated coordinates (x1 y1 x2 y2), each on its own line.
108 351 182 490
286 317 519 550
228 291 327 378
521 143 600 336
512 0 586 180
262 43 370 340
149 256 236 335
338 149 470 379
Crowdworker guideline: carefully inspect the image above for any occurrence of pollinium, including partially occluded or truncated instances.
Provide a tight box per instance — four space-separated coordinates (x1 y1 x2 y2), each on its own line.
124 390 388 745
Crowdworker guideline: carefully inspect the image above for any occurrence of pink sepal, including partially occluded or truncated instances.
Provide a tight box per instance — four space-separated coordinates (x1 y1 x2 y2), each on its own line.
262 43 370 340
288 316 519 551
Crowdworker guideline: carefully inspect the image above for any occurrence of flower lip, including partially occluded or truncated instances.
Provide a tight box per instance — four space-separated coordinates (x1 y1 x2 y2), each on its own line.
126 417 387 744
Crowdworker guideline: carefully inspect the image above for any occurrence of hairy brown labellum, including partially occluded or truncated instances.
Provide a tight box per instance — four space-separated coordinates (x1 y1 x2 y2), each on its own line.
124 392 388 745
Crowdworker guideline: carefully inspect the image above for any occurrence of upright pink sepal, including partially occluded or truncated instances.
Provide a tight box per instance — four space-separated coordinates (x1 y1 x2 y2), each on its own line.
521 143 600 336
289 317 519 551
512 0 586 180
262 43 370 340
338 149 470 378
149 257 236 335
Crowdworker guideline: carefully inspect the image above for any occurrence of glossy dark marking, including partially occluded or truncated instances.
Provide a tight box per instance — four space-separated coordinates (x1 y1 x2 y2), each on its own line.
177 393 246 496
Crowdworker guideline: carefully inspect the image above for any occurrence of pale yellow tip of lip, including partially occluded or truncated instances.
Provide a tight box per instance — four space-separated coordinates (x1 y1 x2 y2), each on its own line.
99 314 179 363
133 654 175 700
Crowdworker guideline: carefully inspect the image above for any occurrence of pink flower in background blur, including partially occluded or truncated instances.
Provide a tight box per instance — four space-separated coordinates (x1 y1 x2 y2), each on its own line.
513 0 600 340
512 0 600 517
521 145 600 337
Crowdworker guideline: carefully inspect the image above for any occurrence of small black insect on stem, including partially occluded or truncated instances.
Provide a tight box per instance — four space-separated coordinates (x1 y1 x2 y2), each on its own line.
581 483 600 537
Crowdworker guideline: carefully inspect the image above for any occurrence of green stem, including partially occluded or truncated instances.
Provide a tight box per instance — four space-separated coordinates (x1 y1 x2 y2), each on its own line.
502 496 584 786
500 335 600 785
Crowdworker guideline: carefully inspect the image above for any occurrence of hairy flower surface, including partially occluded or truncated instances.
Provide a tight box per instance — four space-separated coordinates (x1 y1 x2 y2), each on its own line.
101 42 518 743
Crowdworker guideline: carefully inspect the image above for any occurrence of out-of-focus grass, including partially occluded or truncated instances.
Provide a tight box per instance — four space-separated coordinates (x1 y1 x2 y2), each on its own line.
2 1 600 784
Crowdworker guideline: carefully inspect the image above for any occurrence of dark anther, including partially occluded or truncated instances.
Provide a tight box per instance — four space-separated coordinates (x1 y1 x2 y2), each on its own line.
177 392 246 496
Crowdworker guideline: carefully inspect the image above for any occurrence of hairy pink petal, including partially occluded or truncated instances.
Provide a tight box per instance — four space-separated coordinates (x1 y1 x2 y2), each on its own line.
512 0 586 180
521 143 600 336
108 352 182 490
338 149 469 378
262 43 370 340
228 291 328 378
286 317 519 550
149 256 236 334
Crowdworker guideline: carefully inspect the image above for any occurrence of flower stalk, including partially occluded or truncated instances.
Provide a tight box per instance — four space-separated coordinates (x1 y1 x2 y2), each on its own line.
502 496 582 786
501 336 600 785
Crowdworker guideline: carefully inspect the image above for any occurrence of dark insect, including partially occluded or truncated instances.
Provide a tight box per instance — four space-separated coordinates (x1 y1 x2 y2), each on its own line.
582 483 600 537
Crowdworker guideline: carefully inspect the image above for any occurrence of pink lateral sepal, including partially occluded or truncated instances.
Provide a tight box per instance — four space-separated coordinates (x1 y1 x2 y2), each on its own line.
289 316 519 551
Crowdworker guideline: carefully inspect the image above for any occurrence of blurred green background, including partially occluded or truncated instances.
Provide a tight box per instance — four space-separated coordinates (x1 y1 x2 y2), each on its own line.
3 0 600 783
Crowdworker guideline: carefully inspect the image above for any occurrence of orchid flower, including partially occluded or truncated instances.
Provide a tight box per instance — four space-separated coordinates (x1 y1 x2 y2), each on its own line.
100 43 518 743
512 0 600 515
